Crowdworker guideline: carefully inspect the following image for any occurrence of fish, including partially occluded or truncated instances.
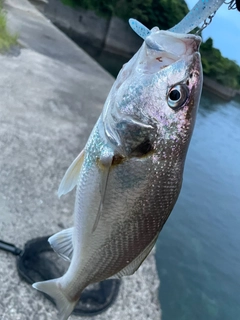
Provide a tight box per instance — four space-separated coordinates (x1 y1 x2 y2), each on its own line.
32 28 203 320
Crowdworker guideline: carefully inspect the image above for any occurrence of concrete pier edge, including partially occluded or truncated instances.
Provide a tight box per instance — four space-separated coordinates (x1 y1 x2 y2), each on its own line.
0 0 161 319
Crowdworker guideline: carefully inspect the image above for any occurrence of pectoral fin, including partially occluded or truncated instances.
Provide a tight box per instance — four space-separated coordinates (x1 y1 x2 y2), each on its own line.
110 233 158 279
58 149 85 198
48 228 74 262
92 150 114 233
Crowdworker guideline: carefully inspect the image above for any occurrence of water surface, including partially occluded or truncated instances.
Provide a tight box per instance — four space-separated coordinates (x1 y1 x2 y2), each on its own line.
156 92 240 320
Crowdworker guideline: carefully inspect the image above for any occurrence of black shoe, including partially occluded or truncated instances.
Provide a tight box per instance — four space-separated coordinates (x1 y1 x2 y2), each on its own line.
0 236 121 316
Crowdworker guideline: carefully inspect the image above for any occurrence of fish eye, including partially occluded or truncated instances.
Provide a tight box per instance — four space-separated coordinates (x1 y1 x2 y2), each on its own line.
167 84 189 109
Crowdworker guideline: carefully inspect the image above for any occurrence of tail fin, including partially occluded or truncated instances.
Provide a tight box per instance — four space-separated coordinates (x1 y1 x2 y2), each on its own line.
32 279 77 320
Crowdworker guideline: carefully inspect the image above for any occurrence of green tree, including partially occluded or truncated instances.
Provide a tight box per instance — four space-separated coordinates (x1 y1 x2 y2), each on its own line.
200 37 240 89
62 0 188 27
0 0 18 52
61 0 240 89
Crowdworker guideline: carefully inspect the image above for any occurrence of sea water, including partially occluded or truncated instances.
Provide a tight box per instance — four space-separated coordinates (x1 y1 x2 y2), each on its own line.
156 92 240 320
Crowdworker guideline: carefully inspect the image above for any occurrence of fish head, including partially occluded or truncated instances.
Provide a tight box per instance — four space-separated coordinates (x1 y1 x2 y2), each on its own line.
101 28 203 159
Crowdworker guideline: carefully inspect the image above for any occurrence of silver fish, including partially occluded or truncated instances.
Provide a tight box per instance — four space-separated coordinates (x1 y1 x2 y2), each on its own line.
32 29 203 320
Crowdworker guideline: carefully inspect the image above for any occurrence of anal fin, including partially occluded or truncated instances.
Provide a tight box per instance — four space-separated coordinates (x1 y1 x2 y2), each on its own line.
48 228 74 262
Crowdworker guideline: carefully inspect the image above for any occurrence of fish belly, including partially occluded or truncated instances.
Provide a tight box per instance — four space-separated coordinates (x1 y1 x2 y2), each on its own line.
71 155 181 290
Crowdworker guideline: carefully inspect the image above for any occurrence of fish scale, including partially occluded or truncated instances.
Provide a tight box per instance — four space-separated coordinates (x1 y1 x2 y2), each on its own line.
33 29 203 320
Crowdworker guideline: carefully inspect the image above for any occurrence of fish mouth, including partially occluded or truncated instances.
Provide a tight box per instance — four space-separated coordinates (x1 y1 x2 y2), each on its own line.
142 29 202 73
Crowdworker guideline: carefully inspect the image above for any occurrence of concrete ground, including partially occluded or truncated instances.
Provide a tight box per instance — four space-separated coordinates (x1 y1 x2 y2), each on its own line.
0 0 161 319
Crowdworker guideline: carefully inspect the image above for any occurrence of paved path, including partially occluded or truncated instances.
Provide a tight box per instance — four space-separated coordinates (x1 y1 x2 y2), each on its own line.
0 1 161 319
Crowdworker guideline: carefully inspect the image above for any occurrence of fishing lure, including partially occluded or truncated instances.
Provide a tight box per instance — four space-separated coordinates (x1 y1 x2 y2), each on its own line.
129 18 150 40
129 0 226 38
170 0 225 33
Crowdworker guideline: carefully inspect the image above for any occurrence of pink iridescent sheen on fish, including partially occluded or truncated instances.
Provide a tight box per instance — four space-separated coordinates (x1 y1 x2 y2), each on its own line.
33 28 203 320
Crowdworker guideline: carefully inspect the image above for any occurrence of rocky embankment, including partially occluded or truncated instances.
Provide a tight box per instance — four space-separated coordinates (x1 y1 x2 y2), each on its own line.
35 0 239 101
203 76 238 101
0 0 161 319
34 0 142 58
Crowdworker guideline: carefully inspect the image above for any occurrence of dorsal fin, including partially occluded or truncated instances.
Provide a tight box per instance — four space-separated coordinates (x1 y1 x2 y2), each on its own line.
58 149 85 198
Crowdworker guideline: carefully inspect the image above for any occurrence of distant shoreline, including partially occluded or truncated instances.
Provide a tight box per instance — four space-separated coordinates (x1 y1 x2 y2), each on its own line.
203 77 239 101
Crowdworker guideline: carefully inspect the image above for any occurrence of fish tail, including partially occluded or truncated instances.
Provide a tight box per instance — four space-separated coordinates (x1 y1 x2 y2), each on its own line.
32 279 77 320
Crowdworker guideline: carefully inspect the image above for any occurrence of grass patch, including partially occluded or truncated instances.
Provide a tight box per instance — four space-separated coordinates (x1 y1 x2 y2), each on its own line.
0 1 18 53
